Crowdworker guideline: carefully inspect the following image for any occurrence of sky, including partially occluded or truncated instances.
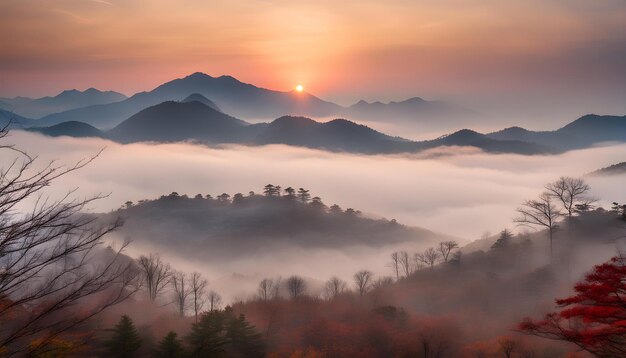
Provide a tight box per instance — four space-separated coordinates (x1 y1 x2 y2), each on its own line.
1 0 625 121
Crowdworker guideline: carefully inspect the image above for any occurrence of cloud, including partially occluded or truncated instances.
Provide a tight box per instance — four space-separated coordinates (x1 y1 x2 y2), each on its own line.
5 132 625 300
7 132 625 240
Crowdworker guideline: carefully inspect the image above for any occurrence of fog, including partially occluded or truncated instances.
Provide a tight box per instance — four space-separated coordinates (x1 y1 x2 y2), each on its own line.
8 131 624 241
3 130 626 321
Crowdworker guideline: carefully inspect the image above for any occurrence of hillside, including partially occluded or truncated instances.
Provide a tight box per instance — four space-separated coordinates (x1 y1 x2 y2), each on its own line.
107 101 249 143
588 162 626 176
101 189 446 260
27 121 104 138
487 114 626 151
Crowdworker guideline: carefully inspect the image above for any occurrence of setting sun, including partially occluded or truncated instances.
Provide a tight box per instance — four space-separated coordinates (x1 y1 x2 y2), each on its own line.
296 84 303 92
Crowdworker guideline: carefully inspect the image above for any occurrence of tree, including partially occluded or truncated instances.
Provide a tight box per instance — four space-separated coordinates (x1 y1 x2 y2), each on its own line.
309 196 326 211
397 251 411 277
545 177 594 227
296 188 311 203
323 277 347 300
154 331 186 358
225 314 264 357
497 337 516 358
329 204 342 214
187 311 227 357
515 192 561 263
208 291 222 312
137 253 172 302
171 272 193 317
353 270 373 296
416 248 441 270
286 276 306 299
104 315 142 358
284 187 295 198
0 126 139 355
388 252 401 280
232 193 244 205
190 272 208 323
263 184 279 197
491 229 514 250
437 241 459 263
519 256 626 357
216 193 231 203
257 278 280 301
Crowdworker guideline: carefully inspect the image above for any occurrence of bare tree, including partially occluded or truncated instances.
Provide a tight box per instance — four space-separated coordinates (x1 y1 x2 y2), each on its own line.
353 270 373 296
286 275 306 299
437 241 459 263
515 192 561 262
190 272 208 323
258 277 282 301
323 276 347 300
0 125 139 355
416 248 441 270
371 276 394 290
388 252 401 280
545 177 594 226
398 251 411 277
171 272 192 317
137 253 172 302
207 290 222 311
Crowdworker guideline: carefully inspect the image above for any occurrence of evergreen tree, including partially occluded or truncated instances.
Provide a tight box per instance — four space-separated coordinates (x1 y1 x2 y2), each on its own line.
186 311 227 357
224 314 265 358
154 332 186 358
491 229 514 250
296 188 311 203
104 315 142 358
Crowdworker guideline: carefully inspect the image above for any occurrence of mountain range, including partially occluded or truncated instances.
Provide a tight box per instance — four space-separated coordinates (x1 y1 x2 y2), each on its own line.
0 88 127 118
20 72 473 130
25 95 626 155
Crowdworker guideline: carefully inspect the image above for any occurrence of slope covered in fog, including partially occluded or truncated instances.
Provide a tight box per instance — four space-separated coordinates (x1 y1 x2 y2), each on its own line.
100 189 447 260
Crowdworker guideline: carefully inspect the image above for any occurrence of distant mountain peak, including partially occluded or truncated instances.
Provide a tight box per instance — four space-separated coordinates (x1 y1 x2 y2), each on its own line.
181 93 221 112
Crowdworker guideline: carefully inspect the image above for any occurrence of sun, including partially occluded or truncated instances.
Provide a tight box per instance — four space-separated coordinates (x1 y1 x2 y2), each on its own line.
295 84 304 92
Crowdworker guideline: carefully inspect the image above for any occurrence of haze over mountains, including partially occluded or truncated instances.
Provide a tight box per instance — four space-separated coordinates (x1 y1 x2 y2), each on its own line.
3 72 625 156
21 73 474 130
27 95 626 156
0 88 126 118
102 190 446 261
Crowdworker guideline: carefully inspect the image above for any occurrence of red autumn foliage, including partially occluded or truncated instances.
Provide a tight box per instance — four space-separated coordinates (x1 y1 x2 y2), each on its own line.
519 256 626 357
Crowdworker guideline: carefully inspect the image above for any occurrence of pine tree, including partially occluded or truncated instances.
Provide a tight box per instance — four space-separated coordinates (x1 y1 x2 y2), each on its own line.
224 314 264 357
491 229 514 250
104 315 142 358
186 311 227 357
296 188 311 203
154 331 186 358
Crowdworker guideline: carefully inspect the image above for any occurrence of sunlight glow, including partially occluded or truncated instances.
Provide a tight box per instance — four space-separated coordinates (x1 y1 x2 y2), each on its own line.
296 84 303 92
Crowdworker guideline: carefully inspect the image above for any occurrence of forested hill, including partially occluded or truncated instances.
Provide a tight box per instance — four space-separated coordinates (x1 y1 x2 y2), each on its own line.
102 186 446 259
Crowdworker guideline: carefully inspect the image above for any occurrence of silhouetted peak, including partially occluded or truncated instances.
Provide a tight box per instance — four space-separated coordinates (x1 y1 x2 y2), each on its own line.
181 93 221 110
445 129 484 140
270 116 318 127
186 72 212 79
401 97 425 103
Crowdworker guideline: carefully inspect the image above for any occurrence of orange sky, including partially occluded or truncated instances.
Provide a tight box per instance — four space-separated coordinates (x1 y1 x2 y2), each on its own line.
0 0 625 110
